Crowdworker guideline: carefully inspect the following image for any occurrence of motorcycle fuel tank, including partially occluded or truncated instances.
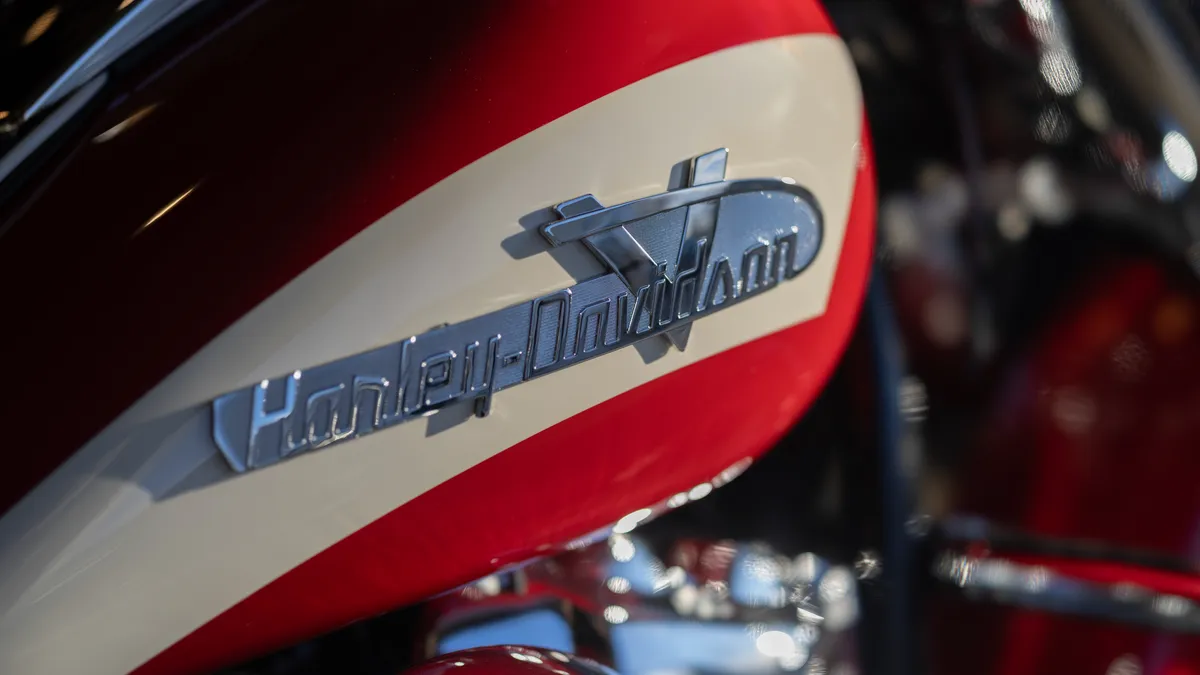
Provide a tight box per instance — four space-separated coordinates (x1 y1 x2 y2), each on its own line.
0 1 874 673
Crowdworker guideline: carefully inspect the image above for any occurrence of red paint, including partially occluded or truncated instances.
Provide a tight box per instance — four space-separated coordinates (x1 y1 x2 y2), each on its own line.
936 260 1200 675
0 0 836 516
964 260 1200 564
132 119 876 675
933 602 1200 675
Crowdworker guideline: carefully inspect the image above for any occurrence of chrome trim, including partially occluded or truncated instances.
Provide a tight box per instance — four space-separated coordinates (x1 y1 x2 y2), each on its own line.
24 0 207 121
211 150 823 473
934 551 1200 633
541 177 810 245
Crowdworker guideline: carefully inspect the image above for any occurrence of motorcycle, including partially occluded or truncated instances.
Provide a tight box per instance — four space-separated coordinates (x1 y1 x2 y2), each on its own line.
0 0 1196 673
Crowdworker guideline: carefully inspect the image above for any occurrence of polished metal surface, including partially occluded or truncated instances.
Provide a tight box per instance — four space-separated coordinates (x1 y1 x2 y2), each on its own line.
405 646 619 675
24 0 208 121
558 148 731 351
933 550 1200 633
931 515 1200 634
428 535 860 675
212 150 823 473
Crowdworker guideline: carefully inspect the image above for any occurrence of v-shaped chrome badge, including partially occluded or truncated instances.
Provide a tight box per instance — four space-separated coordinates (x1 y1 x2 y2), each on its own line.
212 150 823 472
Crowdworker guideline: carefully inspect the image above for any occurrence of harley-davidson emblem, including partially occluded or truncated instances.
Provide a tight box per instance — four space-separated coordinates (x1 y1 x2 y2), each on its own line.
212 149 822 472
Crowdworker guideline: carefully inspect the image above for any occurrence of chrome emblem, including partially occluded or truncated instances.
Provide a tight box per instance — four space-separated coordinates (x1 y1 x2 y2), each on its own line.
212 149 822 472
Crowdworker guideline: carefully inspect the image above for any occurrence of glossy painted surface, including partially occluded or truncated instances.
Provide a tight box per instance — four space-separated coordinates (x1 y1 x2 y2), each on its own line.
0 0 841 517
131 130 875 674
0 34 866 675
0 0 873 673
